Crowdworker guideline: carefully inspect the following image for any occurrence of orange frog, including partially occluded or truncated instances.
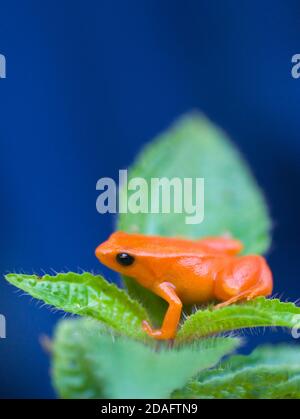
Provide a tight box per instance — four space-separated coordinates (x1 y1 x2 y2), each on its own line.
95 231 273 340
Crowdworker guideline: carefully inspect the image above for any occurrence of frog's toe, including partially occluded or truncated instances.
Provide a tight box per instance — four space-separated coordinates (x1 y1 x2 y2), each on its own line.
142 320 155 335
142 320 164 339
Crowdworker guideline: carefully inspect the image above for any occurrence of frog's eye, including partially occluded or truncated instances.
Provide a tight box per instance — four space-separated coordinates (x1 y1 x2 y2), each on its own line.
116 253 135 266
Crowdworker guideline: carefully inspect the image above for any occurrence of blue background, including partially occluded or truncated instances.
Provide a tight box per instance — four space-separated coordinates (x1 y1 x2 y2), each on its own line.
0 0 299 398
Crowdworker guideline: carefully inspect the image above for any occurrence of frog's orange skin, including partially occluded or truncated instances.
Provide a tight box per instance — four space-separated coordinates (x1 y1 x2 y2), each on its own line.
95 231 273 340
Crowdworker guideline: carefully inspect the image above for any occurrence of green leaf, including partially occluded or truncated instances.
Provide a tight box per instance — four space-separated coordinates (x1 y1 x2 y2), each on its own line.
52 317 240 399
5 272 149 340
176 297 300 345
118 113 271 321
173 345 300 399
52 318 107 399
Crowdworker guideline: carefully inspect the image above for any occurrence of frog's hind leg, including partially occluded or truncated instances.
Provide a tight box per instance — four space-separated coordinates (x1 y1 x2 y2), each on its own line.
214 287 260 309
214 255 273 309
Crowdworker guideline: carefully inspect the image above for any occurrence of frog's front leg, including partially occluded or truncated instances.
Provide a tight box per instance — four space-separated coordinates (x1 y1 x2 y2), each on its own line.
142 282 182 340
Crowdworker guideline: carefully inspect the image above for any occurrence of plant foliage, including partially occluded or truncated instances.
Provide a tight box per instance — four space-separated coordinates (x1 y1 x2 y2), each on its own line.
4 113 297 399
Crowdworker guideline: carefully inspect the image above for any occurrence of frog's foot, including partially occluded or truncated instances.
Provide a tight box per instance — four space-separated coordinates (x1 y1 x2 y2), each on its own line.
214 293 248 310
214 287 268 310
246 291 261 301
142 320 175 340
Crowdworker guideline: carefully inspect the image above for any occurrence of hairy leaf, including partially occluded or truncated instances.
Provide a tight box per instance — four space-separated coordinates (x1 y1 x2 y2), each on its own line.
52 319 107 399
176 297 300 344
5 272 149 339
118 113 271 321
173 345 300 399
52 317 240 399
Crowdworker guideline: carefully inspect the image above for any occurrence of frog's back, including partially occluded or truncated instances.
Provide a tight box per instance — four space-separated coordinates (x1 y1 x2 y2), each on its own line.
109 231 243 257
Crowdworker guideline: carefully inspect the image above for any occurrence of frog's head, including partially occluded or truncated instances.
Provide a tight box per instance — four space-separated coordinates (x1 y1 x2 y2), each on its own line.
95 231 153 283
